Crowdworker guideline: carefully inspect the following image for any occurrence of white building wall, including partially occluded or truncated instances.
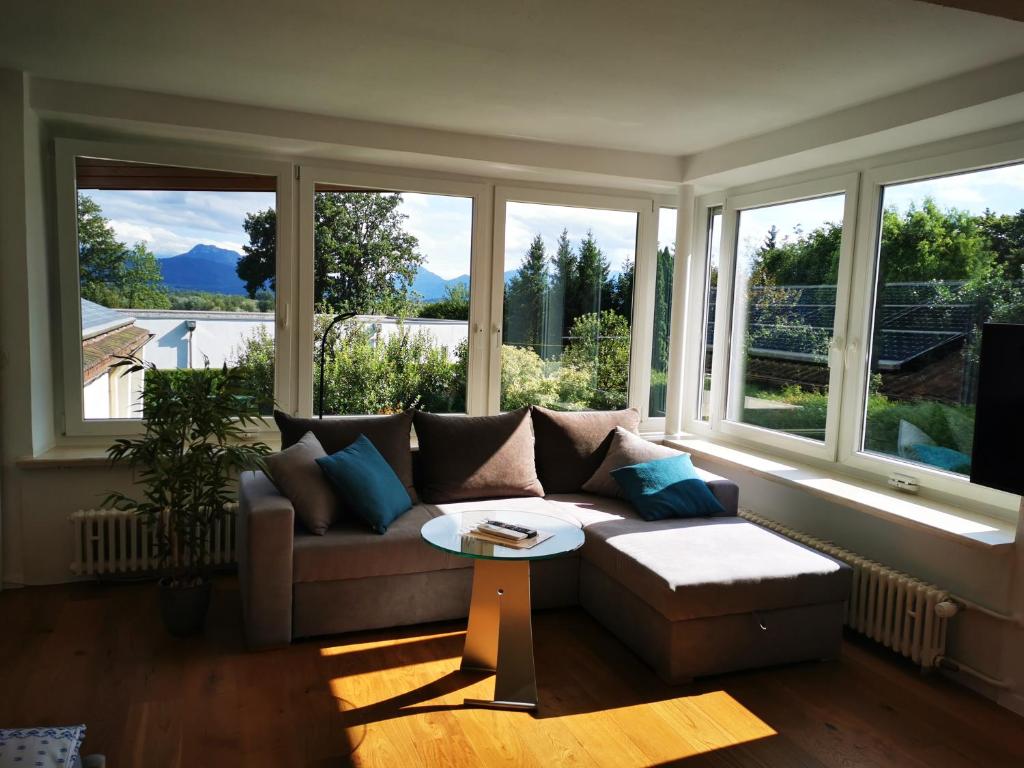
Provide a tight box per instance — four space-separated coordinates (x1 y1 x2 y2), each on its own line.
82 373 110 419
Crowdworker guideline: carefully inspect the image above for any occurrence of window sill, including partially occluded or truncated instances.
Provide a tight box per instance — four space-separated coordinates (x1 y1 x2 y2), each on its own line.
663 435 1017 549
17 434 284 469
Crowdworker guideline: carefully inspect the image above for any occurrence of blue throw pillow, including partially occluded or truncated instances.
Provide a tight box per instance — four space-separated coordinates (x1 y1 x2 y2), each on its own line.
909 443 972 474
611 453 725 521
316 434 413 534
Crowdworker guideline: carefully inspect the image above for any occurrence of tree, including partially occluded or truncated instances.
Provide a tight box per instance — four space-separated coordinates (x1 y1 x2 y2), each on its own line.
77 194 169 309
878 199 991 282
571 230 610 323
562 310 631 410
749 222 842 286
417 283 470 320
650 245 673 370
503 235 549 352
608 259 635 320
547 228 576 342
238 192 423 315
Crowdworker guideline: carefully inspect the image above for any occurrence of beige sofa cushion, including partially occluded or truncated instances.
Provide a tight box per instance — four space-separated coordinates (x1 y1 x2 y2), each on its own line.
263 431 337 535
578 511 851 621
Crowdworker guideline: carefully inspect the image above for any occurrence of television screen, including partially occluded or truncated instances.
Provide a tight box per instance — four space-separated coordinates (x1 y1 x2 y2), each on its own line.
970 323 1024 496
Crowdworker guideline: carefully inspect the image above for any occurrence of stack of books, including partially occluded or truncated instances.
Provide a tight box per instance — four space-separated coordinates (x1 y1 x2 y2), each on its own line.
463 519 553 549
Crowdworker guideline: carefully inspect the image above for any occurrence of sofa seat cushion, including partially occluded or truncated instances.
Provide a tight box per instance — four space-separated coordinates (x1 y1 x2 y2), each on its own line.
293 504 470 583
579 514 851 621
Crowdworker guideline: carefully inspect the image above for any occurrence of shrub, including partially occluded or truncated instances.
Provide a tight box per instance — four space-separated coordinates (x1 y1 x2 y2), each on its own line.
500 345 556 410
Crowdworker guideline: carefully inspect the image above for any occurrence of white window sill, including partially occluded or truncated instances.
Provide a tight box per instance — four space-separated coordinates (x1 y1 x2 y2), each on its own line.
663 435 1017 549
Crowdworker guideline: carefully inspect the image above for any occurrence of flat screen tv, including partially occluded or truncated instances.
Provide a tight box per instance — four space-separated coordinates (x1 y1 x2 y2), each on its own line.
970 323 1024 496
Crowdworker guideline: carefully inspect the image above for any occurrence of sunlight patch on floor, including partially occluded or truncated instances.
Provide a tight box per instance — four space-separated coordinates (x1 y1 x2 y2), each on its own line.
318 629 466 657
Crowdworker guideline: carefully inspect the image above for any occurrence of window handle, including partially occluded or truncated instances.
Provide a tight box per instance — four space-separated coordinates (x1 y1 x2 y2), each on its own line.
278 302 289 329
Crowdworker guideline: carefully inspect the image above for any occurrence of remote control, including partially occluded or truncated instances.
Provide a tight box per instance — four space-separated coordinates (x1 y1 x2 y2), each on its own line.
483 519 538 538
477 522 529 540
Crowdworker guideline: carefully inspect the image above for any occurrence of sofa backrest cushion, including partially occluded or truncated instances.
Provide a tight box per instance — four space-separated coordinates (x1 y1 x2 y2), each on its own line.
263 431 338 535
413 407 545 502
273 409 417 503
583 426 680 498
532 406 640 493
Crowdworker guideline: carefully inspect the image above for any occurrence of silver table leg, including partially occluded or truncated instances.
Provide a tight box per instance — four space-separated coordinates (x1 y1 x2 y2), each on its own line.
462 559 537 710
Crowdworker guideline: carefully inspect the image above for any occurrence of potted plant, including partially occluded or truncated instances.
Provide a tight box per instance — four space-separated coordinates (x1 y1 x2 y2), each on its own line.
104 357 271 637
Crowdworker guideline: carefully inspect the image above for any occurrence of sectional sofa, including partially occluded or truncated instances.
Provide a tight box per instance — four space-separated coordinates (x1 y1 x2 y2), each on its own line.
238 406 851 684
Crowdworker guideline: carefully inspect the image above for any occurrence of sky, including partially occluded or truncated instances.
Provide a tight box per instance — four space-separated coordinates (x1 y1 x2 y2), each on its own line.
84 188 677 280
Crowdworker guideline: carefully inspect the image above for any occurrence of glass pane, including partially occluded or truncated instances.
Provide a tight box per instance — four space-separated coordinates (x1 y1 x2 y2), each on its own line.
648 207 676 418
76 158 276 419
698 207 722 421
312 188 472 415
501 202 638 411
729 194 846 441
863 163 1024 476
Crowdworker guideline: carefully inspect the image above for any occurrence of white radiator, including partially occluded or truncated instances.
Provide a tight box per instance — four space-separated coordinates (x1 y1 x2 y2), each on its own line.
69 506 237 577
740 509 953 669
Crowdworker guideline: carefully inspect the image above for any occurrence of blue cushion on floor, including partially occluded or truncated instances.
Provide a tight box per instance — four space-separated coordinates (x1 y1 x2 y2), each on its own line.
611 453 725 521
316 434 412 534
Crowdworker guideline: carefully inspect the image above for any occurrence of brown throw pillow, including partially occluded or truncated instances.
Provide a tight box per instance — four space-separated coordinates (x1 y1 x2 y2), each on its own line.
531 406 641 493
273 410 417 502
263 431 338 535
413 407 544 502
582 427 681 498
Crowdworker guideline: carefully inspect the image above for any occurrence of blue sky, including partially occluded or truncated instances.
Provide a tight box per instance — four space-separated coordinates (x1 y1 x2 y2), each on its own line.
85 189 677 280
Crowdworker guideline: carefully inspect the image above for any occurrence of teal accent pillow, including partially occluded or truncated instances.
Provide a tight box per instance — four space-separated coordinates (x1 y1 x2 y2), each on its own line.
316 434 413 534
909 443 972 474
611 453 725 521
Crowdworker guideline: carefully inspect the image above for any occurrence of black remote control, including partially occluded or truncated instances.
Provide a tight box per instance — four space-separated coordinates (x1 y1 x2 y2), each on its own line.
484 519 538 538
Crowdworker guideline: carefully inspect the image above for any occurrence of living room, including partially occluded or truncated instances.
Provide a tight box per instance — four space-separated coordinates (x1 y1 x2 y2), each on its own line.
2 1 1024 766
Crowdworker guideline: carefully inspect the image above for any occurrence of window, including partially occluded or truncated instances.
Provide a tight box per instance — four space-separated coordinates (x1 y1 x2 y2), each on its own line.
861 162 1024 477
726 193 846 443
499 199 639 412
310 184 474 416
648 207 676 418
696 206 722 421
72 156 278 421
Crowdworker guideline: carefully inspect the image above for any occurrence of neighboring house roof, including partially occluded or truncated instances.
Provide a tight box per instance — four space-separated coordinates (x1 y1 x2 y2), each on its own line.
81 298 136 339
707 281 973 370
81 299 153 384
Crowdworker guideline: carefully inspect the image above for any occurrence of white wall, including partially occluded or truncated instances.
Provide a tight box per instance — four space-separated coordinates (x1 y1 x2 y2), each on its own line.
82 373 110 419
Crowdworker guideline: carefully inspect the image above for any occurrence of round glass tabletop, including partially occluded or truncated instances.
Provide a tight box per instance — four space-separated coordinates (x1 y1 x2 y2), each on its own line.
420 510 585 561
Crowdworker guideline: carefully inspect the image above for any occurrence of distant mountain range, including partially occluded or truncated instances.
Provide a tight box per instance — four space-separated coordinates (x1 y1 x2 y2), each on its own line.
158 245 249 295
158 245 513 300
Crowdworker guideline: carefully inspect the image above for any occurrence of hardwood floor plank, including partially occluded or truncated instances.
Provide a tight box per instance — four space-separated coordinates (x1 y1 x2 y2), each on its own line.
2 579 1023 768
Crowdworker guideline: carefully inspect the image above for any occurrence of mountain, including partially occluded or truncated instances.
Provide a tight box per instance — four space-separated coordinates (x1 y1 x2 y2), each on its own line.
410 267 470 301
158 245 248 295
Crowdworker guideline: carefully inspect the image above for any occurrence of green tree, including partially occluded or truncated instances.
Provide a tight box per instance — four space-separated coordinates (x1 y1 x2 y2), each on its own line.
504 235 549 352
562 310 631 409
571 231 611 324
879 199 991 282
238 192 422 315
978 208 1024 273
750 222 842 286
608 259 635 320
417 283 470 320
77 194 169 309
547 228 576 342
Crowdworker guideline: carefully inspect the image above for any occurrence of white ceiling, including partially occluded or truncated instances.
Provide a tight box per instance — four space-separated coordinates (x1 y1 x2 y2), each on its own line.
2 0 1023 156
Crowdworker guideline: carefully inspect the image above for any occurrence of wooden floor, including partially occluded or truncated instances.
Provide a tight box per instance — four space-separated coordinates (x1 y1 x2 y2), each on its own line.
2 579 1024 768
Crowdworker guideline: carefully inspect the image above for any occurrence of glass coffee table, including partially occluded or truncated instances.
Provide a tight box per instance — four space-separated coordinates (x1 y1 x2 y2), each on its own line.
421 509 584 711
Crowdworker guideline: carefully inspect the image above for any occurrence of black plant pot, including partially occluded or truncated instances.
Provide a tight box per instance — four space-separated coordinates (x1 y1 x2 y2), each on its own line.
158 578 212 637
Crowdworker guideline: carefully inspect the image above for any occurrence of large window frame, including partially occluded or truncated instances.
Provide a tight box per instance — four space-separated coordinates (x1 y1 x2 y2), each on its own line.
55 138 294 437
491 186 660 424
706 174 860 462
838 141 1024 513
296 166 492 417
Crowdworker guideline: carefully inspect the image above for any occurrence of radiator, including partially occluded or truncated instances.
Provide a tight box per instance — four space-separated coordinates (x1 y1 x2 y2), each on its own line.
69 506 237 577
740 509 953 669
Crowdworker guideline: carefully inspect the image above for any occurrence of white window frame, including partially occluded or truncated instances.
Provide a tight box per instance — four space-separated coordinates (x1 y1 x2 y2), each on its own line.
55 138 294 437
296 166 492 417
700 174 860 462
680 193 725 435
644 200 681 433
838 141 1024 514
490 186 658 420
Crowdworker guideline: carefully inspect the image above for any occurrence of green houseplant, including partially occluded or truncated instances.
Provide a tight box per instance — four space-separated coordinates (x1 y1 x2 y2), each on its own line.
104 357 271 636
